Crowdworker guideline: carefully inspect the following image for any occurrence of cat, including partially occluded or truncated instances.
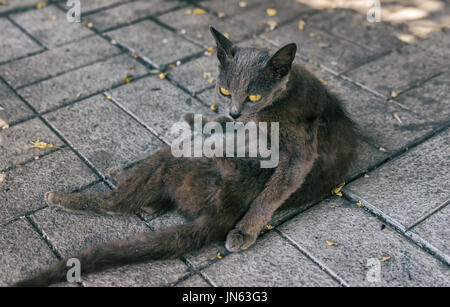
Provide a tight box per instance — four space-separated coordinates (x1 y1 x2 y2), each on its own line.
14 27 357 287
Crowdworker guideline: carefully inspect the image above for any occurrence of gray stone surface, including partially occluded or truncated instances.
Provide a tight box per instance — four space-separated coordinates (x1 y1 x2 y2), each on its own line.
177 274 210 287
345 128 450 227
0 149 97 225
1 35 121 88
278 197 450 286
11 5 93 48
106 20 203 66
411 205 450 256
0 0 40 14
0 81 34 125
345 43 447 97
109 75 215 142
19 54 148 113
0 218 58 286
202 231 339 286
44 94 164 173
0 117 63 171
85 0 181 32
0 18 42 63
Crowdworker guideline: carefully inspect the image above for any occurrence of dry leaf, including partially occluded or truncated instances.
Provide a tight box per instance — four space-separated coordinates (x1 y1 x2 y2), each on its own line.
238 1 247 8
391 91 398 98
326 240 339 246
192 8 206 15
224 33 230 39
36 2 46 9
205 46 215 56
148 69 161 74
105 94 112 100
356 200 363 208
210 104 218 111
379 147 387 152
380 256 391 263
130 52 138 59
207 78 215 84
123 76 133 83
266 225 274 230
331 182 345 197
298 19 306 31
218 12 226 18
266 8 277 16
0 173 6 183
393 113 402 123
318 77 327 86
158 72 167 80
87 22 94 28
30 140 56 149
1 124 9 130
217 252 223 259
34 156 39 160
266 20 278 31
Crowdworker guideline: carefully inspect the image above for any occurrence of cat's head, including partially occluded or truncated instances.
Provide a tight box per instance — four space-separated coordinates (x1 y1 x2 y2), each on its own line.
210 26 296 119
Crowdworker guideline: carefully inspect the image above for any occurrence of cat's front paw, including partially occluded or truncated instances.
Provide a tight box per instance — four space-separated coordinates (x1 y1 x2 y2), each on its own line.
225 229 256 252
45 191 64 208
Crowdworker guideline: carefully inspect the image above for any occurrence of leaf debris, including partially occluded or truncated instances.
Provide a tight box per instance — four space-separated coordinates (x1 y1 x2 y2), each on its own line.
266 8 277 17
30 140 57 149
331 182 345 197
326 240 339 246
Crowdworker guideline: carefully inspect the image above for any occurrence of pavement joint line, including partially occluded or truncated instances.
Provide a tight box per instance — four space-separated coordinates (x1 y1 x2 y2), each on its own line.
102 92 171 145
6 15 48 51
406 198 450 231
0 49 48 67
56 0 140 18
25 215 64 260
343 190 450 267
196 270 218 287
275 229 349 287
0 0 67 17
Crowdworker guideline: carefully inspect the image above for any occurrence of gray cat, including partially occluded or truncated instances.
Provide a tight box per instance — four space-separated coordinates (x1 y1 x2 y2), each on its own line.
15 27 357 287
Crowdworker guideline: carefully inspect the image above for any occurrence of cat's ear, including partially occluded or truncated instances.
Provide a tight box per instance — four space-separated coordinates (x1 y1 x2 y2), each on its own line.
265 43 297 79
210 26 235 66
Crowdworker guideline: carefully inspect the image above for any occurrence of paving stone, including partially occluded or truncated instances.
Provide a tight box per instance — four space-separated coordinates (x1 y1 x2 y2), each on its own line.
0 149 97 225
18 54 148 113
345 128 450 227
345 43 447 97
1 35 121 88
109 75 215 143
262 19 375 73
66 0 125 14
177 274 210 287
84 0 181 32
29 186 152 258
0 0 40 14
279 197 450 286
168 55 218 94
202 231 338 286
157 5 249 47
0 117 63 171
0 218 58 286
307 8 405 54
11 5 93 48
106 20 204 66
0 81 34 125
397 72 450 125
44 94 164 173
413 29 450 62
82 257 190 287
201 0 314 36
0 18 42 63
411 205 450 256
326 76 434 152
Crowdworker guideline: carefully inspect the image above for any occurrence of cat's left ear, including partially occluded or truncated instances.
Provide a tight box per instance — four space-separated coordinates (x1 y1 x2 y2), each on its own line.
265 43 297 79
210 26 235 66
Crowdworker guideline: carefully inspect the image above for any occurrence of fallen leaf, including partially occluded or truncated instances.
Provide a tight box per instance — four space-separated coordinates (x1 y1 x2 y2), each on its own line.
210 104 218 111
266 225 274 230
1 124 9 130
205 46 215 56
130 52 138 59
393 113 402 123
148 69 161 74
217 252 223 259
192 8 206 15
123 76 133 83
158 72 167 80
207 78 215 84
298 19 306 31
266 8 277 16
0 173 6 183
356 200 363 208
36 2 46 9
87 22 94 28
266 20 278 31
326 240 339 246
331 182 345 197
318 77 327 86
224 33 230 39
34 156 39 160
364 174 370 178
391 91 398 98
218 12 226 18
238 1 247 8
105 94 112 100
30 140 56 149
379 147 387 152
380 256 391 263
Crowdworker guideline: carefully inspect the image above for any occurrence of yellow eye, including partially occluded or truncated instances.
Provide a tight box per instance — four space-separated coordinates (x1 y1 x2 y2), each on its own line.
248 95 262 102
219 87 230 96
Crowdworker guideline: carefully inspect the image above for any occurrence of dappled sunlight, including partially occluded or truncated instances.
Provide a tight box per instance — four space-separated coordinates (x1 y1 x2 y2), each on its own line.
296 0 450 41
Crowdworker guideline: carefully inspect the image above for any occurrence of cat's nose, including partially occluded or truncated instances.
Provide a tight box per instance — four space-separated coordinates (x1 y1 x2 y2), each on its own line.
229 107 240 119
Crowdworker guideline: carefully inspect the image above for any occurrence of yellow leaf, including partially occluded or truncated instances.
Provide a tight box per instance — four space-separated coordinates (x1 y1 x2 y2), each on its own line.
1 124 9 130
331 182 345 197
356 200 363 208
218 12 226 18
238 1 247 8
123 76 133 83
30 140 56 149
326 240 339 246
192 8 206 15
364 174 370 178
210 104 218 111
266 8 277 16
158 72 167 80
105 94 112 100
36 2 46 9
380 256 391 263
224 33 230 39
217 252 223 259
266 20 278 31
318 77 327 86
34 156 39 160
266 225 274 230
298 19 306 31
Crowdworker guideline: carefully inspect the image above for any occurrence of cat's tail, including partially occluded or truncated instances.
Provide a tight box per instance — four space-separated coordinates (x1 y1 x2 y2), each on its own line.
14 217 217 287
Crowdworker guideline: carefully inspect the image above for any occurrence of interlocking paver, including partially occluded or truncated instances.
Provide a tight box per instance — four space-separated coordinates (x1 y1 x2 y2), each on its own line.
0 218 58 286
0 18 42 63
279 197 450 286
0 117 63 171
345 128 450 227
0 149 97 225
202 231 339 287
18 54 148 113
108 75 215 142
84 0 181 32
1 35 121 88
44 94 164 173
0 0 40 14
0 80 34 124
10 5 93 48
106 20 203 66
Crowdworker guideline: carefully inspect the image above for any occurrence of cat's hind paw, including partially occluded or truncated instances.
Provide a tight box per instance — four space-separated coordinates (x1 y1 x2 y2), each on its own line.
225 229 256 252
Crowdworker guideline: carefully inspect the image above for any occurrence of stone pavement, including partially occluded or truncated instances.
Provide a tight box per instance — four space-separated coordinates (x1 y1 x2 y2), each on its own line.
0 0 449 287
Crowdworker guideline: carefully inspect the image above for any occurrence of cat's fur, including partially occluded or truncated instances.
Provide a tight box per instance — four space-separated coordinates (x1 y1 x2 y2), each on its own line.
15 27 357 287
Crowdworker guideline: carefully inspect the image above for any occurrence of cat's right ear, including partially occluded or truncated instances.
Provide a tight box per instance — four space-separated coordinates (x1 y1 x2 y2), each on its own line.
210 26 234 66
